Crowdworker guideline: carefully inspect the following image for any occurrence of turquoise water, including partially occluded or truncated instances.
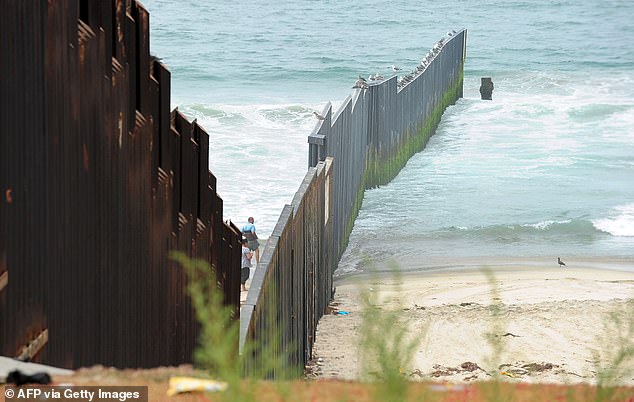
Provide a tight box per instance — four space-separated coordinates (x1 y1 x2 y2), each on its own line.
143 0 634 273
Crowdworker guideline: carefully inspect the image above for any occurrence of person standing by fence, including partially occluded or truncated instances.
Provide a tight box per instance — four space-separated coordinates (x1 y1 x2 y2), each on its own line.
241 238 253 292
242 217 260 264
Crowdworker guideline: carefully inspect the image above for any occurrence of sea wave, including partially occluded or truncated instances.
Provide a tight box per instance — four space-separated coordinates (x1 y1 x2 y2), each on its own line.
521 219 572 230
593 204 634 237
179 102 324 128
174 101 325 236
441 218 599 240
567 103 632 122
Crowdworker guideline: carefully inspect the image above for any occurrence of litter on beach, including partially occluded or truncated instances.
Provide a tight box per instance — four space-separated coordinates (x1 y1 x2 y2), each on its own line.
166 377 228 396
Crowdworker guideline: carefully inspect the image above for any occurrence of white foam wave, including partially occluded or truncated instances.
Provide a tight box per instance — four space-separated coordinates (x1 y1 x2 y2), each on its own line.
180 102 324 131
176 101 329 236
593 204 634 237
522 219 572 230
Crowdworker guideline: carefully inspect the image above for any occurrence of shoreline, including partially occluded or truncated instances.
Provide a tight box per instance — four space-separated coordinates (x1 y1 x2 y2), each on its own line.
313 259 634 385
334 255 634 282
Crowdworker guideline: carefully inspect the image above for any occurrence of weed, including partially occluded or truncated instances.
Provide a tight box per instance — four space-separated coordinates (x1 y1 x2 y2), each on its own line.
357 264 421 402
592 299 634 402
171 252 257 402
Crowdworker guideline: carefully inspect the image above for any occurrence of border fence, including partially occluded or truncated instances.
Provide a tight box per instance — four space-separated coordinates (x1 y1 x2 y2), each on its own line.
240 30 467 376
0 0 241 368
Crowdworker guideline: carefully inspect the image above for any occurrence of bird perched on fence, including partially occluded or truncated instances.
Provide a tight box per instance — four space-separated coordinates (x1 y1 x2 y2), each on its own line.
313 111 326 121
557 257 566 267
353 78 369 89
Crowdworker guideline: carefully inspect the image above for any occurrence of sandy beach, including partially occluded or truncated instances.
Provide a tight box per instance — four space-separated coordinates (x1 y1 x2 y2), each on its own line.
311 259 634 385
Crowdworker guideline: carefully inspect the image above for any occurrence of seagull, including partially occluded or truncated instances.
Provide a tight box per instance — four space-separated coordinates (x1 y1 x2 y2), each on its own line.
352 79 369 89
374 73 384 80
313 111 325 121
557 257 566 267
390 65 401 72
358 75 367 82
447 31 453 37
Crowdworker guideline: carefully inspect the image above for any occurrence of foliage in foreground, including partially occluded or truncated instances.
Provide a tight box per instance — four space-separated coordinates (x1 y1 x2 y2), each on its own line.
173 254 634 402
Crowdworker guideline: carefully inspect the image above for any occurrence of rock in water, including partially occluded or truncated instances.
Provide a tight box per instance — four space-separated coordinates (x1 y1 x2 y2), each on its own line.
480 77 494 100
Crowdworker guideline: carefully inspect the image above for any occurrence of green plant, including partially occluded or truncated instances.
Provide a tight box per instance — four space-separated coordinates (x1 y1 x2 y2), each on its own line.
171 252 256 402
592 299 634 402
478 267 515 402
172 252 299 401
482 268 506 375
357 264 421 402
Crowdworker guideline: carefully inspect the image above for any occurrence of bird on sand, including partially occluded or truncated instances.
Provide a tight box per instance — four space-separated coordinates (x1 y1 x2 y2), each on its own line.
557 257 566 267
313 111 325 120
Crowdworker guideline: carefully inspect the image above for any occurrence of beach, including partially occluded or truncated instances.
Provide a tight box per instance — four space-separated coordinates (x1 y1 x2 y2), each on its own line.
312 259 634 385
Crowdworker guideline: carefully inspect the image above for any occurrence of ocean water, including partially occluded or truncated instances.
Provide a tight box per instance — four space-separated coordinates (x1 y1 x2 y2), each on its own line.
143 0 634 274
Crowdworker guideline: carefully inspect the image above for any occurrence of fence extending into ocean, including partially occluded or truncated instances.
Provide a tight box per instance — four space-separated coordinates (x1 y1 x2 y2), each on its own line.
240 30 467 376
1 0 466 374
0 0 241 368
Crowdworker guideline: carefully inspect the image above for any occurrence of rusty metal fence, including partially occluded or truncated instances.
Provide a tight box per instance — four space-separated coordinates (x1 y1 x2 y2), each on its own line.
0 0 241 369
240 159 333 378
240 31 466 377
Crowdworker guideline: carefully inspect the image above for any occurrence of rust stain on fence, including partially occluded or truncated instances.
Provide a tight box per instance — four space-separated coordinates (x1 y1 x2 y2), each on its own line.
0 271 7 292
0 0 241 368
